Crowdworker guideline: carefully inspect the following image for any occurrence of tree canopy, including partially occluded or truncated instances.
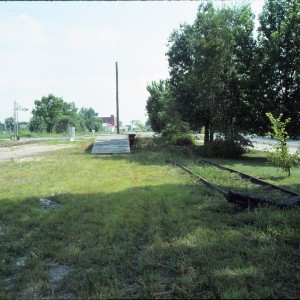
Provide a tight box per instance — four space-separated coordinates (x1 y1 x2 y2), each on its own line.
79 107 102 132
166 3 256 144
29 94 101 133
146 0 300 145
256 0 300 138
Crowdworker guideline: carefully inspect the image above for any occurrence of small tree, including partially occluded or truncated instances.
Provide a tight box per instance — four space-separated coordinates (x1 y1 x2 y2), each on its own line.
266 113 300 176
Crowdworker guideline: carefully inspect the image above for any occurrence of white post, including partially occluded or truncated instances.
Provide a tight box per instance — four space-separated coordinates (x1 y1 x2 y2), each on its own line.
69 126 75 141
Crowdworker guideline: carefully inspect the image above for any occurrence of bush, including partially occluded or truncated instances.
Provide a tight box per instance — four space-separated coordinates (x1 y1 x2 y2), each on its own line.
170 134 195 146
199 136 252 159
135 137 156 150
266 113 300 176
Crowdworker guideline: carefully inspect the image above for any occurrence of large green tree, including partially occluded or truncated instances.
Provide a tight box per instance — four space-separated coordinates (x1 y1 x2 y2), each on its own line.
256 0 300 138
29 94 86 133
166 2 256 144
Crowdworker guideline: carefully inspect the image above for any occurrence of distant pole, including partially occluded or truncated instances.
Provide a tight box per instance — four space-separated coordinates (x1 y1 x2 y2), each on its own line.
13 101 28 140
115 62 120 134
13 101 17 140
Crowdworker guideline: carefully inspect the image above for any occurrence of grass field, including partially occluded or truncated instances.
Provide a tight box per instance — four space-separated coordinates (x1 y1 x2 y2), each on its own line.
0 139 299 299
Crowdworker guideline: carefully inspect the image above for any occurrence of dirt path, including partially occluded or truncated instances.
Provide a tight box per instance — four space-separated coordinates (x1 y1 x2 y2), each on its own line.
0 143 72 163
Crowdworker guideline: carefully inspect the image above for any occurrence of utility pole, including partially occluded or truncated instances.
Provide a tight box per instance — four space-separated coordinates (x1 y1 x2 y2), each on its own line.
115 62 120 134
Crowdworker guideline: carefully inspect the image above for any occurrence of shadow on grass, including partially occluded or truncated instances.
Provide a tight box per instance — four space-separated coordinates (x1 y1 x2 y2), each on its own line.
1 182 299 299
85 146 300 197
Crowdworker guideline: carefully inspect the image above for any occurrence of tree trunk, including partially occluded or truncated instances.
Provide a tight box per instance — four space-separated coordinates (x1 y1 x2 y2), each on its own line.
209 130 214 143
204 123 209 145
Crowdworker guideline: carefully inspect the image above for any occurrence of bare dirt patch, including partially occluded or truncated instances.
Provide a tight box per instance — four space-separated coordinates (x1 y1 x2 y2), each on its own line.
0 144 73 163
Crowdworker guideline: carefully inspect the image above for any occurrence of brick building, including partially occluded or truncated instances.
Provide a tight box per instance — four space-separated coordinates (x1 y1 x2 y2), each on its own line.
100 115 117 126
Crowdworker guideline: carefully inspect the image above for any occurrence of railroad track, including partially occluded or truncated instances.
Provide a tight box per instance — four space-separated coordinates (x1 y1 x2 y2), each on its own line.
167 159 300 209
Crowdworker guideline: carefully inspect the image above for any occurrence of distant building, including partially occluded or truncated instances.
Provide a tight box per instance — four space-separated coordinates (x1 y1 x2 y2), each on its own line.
102 123 116 132
100 115 118 132
100 115 117 127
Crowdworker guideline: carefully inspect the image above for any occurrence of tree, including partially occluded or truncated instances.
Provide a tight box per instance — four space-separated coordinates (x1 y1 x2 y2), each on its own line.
4 117 14 133
79 107 102 132
146 80 169 133
166 2 256 144
130 120 145 131
146 80 189 136
256 0 300 138
29 94 67 133
29 94 86 133
56 102 86 133
28 115 46 133
266 113 300 176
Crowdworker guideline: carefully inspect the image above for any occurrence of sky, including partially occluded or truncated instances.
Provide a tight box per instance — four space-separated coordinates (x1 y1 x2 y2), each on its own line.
0 0 264 126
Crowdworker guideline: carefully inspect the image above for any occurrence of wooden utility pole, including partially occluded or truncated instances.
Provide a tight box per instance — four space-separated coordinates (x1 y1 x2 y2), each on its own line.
115 62 120 134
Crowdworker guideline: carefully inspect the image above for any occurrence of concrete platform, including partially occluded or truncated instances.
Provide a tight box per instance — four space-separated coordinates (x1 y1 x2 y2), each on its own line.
91 135 130 154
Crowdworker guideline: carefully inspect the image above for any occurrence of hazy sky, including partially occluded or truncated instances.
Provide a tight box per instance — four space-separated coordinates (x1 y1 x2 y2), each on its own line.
0 0 264 125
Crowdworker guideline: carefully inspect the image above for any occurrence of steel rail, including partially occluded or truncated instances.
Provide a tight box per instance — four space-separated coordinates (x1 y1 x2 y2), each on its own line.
167 159 300 209
167 159 228 196
199 158 299 197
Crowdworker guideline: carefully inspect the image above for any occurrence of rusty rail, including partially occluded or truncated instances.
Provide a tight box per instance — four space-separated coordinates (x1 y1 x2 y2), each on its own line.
167 159 300 209
167 159 227 196
199 158 299 197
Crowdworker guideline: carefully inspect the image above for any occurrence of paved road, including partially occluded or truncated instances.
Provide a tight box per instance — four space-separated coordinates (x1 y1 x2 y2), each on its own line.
249 136 299 154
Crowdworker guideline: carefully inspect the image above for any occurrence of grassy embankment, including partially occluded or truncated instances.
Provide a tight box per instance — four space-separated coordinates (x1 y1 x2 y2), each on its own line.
0 138 299 299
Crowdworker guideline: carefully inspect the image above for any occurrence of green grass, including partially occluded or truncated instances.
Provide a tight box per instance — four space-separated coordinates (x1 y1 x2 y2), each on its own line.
0 140 299 299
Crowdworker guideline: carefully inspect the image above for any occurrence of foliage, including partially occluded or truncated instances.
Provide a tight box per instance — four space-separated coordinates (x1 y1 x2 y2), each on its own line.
130 120 147 131
146 80 170 133
266 113 300 176
256 0 300 138
79 107 102 132
166 3 256 144
29 94 89 133
28 115 47 133
199 135 252 159
170 133 195 146
4 117 14 132
146 80 190 136
134 136 156 150
144 0 300 146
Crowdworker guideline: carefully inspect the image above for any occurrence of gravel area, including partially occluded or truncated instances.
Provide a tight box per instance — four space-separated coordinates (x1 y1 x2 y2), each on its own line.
0 143 73 163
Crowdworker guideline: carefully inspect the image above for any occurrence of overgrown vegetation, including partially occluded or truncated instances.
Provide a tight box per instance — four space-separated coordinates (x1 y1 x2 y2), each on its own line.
199 134 253 159
0 138 299 299
146 0 300 153
266 113 300 176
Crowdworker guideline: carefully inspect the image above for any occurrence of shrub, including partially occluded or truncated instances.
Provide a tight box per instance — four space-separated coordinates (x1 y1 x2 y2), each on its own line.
135 137 155 150
266 113 300 176
199 135 252 159
170 134 195 146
